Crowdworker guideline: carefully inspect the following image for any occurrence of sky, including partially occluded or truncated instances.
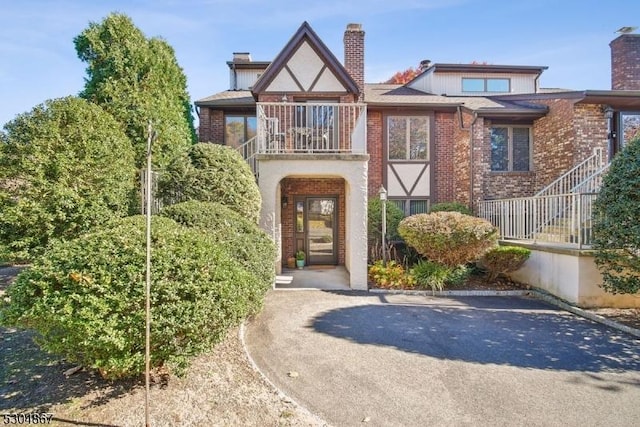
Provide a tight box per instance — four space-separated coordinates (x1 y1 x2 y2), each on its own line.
1 0 639 128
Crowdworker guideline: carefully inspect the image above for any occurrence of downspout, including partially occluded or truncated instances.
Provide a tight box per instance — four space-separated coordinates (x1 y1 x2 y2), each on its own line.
232 62 237 90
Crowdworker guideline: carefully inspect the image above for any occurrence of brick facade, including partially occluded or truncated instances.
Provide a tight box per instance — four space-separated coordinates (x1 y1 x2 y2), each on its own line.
366 110 383 197
433 112 455 202
344 23 365 101
611 34 640 90
453 110 472 206
280 178 346 266
198 108 224 143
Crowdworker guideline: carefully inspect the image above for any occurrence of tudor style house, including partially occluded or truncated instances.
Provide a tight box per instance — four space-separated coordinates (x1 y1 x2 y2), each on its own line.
196 22 640 293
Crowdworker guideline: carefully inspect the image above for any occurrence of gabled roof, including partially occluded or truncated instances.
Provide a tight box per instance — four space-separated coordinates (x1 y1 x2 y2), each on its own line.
195 90 255 107
251 21 359 96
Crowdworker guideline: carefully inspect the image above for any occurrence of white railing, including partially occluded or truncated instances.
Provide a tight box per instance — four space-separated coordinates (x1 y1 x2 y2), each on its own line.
256 102 366 154
237 135 259 176
478 193 598 249
535 148 605 196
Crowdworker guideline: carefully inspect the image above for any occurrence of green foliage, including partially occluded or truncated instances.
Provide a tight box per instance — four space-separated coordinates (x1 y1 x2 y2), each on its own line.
296 251 305 261
411 260 470 292
0 97 136 261
479 246 531 282
368 260 415 289
398 212 498 267
74 13 195 169
592 136 640 294
368 197 405 243
158 143 262 223
429 201 472 215
159 201 276 298
0 216 261 379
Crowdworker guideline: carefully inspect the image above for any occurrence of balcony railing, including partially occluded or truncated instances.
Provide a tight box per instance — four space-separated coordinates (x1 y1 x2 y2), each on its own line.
478 192 598 249
256 102 366 154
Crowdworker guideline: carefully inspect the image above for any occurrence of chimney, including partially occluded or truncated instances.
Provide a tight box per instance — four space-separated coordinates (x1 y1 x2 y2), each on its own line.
610 34 640 90
232 52 252 63
344 23 365 101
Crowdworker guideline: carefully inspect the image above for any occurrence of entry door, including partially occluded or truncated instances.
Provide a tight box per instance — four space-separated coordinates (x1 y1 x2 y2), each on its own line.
295 197 337 265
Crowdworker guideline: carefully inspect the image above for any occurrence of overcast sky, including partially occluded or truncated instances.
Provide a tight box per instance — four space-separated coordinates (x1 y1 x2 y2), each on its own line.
1 0 638 127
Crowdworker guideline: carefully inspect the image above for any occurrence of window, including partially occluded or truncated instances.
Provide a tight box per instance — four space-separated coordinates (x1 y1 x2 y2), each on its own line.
390 199 429 216
620 111 640 150
387 116 429 160
490 126 531 171
462 78 510 93
224 115 256 149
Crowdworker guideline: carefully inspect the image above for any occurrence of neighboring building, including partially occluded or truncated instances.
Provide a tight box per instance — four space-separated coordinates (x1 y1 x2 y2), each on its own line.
195 22 640 291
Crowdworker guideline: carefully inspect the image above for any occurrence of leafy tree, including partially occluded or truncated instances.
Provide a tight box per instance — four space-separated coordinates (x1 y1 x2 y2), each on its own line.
385 66 422 84
592 136 640 294
74 13 195 169
158 143 262 223
0 97 136 261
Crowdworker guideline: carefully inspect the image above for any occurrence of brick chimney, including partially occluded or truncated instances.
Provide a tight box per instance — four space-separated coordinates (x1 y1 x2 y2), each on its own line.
344 23 364 101
610 34 640 90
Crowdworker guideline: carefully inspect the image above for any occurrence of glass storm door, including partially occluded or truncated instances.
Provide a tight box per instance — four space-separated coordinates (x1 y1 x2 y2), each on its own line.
306 197 337 265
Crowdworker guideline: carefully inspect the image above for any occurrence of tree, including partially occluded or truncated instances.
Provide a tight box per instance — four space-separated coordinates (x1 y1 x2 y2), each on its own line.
0 97 136 261
592 136 640 294
74 13 195 169
385 66 422 84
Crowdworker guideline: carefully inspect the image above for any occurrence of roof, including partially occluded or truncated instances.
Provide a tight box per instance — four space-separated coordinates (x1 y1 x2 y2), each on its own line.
364 84 548 117
226 61 271 70
251 21 359 96
424 63 548 74
195 90 255 107
494 89 640 109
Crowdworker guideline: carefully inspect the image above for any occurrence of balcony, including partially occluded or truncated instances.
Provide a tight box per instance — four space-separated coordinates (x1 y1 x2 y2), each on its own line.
256 102 367 155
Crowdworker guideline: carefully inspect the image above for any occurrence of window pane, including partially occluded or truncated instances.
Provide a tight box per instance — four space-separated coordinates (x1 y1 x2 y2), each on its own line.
512 128 530 171
621 113 640 149
296 201 304 232
390 199 406 214
409 200 428 215
225 116 245 148
409 117 429 160
486 78 510 92
462 78 484 92
388 117 407 160
490 127 509 171
246 116 257 140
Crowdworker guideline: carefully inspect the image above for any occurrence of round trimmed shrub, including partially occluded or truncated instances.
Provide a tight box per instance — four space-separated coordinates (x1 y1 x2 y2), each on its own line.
398 212 498 267
160 200 276 298
158 143 261 223
429 201 472 215
478 245 531 282
0 97 136 261
1 216 257 379
592 136 640 294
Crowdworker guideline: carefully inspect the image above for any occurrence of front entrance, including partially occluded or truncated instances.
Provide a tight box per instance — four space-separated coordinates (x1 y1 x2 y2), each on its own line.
294 196 338 265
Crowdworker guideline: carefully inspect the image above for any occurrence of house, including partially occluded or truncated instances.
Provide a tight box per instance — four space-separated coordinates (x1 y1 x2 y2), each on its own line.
195 22 640 302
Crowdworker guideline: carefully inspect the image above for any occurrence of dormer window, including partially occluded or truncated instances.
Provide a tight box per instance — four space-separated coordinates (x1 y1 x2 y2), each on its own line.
462 77 510 93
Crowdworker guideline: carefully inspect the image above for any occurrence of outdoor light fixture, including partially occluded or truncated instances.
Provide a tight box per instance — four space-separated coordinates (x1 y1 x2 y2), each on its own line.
379 186 387 265
281 196 288 207
281 94 288 102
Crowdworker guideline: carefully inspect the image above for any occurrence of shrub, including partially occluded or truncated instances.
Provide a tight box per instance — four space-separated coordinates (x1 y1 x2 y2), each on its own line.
158 143 261 223
368 197 405 262
592 136 640 294
368 260 415 289
398 212 498 267
160 201 276 298
0 97 136 261
411 260 470 292
429 201 472 215
0 216 259 379
479 246 531 282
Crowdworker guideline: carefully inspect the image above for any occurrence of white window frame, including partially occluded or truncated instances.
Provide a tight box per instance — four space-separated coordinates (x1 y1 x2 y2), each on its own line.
462 77 511 93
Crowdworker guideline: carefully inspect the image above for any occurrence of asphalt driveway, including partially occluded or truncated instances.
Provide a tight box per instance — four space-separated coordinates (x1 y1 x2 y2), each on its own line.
245 291 640 427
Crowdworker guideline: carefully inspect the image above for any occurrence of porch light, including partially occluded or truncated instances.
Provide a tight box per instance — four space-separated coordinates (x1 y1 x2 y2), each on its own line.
281 94 288 102
379 186 387 265
604 106 614 120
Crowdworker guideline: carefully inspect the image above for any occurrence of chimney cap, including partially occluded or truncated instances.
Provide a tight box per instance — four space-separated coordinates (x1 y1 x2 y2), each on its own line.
419 59 432 70
232 52 252 62
346 23 363 32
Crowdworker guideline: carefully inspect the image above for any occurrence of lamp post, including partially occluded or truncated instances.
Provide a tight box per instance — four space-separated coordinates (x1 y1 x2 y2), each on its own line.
379 186 387 266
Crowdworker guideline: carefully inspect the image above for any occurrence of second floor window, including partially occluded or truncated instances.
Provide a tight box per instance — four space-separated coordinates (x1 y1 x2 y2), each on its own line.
225 115 256 149
462 78 510 93
387 116 429 160
490 126 532 172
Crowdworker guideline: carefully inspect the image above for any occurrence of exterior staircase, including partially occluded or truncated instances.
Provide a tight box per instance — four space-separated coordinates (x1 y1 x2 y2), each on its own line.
478 148 609 248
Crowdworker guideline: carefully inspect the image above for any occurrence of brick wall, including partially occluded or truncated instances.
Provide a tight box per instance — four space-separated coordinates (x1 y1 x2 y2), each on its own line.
366 110 383 197
611 34 640 90
434 112 455 202
344 23 365 101
573 103 608 159
280 178 346 266
453 110 472 206
197 108 224 143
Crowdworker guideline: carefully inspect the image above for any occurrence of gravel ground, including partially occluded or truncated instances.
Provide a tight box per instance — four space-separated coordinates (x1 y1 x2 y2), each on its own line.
1 265 637 426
